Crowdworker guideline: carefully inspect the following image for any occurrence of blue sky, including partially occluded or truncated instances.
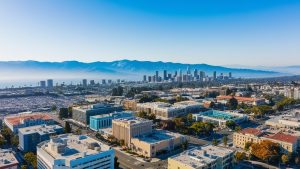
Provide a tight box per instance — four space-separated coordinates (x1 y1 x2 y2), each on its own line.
0 0 299 66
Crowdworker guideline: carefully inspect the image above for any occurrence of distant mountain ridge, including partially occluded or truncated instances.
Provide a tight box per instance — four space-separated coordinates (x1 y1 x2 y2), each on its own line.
0 60 287 79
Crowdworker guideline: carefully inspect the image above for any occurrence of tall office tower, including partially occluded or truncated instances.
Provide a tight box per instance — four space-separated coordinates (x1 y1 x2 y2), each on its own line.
37 134 115 169
229 72 232 78
213 71 217 80
163 70 167 80
117 79 121 83
82 79 87 87
168 73 172 80
90 80 95 86
155 71 159 81
174 70 178 77
102 79 106 84
200 71 205 81
108 80 112 84
187 66 191 74
40 81 46 88
47 79 53 88
193 69 198 78
148 76 152 82
143 75 147 82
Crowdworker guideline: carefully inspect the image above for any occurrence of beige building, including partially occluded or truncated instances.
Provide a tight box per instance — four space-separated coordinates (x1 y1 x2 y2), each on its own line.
136 101 202 120
122 99 138 110
112 117 153 146
112 117 186 158
131 130 186 158
0 149 19 169
233 128 299 153
168 145 234 169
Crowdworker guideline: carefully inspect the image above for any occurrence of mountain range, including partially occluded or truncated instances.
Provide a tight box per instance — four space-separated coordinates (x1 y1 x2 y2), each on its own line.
0 60 292 82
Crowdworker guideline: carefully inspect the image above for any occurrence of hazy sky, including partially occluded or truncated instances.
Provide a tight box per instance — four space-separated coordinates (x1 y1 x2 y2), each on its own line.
0 0 299 66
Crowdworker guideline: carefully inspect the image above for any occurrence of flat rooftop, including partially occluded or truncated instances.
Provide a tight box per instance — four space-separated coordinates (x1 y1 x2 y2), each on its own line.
18 124 63 135
135 130 183 144
4 112 52 125
38 134 111 162
74 103 121 111
91 111 134 119
112 117 152 126
0 149 19 168
196 110 245 120
169 145 234 168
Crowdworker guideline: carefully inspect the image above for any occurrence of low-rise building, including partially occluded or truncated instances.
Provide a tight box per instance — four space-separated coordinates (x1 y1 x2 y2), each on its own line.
18 124 64 152
0 149 19 169
4 112 54 133
216 95 265 106
193 110 248 128
233 128 299 153
265 110 300 129
72 103 123 125
89 111 134 131
131 130 186 158
168 145 235 169
136 101 202 120
37 134 114 169
122 99 138 110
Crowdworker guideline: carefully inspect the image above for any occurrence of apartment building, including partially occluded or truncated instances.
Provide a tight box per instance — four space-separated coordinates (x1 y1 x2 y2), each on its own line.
18 124 64 152
72 103 123 125
37 134 114 169
233 128 299 153
4 112 54 133
0 149 19 169
168 145 234 169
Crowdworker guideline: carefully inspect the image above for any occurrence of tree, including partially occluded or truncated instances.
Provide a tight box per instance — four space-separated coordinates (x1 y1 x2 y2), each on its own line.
0 137 6 147
295 156 300 165
222 135 228 146
281 154 289 164
21 165 28 169
24 152 37 169
51 105 57 111
119 139 125 146
212 139 219 146
75 128 82 135
112 86 124 96
181 140 188 150
64 122 72 133
11 135 19 146
251 140 280 163
244 142 252 151
187 113 193 125
235 152 246 162
59 108 69 119
235 126 242 132
227 97 238 110
114 157 120 169
1 126 13 144
225 120 236 130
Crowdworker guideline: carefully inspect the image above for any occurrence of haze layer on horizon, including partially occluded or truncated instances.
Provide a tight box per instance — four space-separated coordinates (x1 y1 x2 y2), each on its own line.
0 0 299 66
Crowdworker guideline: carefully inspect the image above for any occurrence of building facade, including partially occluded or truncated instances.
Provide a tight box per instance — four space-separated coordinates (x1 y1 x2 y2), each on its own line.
89 111 134 131
18 125 64 152
72 103 123 125
0 149 19 169
37 134 114 169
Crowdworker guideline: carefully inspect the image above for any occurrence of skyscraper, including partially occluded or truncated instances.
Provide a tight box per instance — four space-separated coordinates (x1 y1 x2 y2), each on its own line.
82 79 87 87
213 71 217 80
163 70 167 80
143 75 147 82
40 81 46 88
229 72 232 78
47 79 53 88
155 71 159 82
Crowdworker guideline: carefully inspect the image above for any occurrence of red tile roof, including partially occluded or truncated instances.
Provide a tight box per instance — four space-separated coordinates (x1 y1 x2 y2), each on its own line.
265 132 298 144
5 113 52 126
239 128 262 136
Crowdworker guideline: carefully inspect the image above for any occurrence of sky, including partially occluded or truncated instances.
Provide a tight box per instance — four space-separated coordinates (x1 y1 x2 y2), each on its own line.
0 0 299 66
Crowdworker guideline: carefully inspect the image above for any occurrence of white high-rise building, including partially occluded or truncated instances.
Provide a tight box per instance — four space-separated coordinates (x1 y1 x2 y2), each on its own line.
37 134 115 169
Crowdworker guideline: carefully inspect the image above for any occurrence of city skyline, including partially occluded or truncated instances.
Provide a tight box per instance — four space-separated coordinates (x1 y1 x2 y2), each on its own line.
0 0 299 66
